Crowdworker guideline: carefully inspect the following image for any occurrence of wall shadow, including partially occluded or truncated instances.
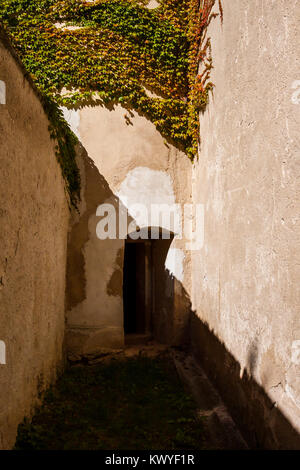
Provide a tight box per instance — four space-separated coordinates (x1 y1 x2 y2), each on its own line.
175 283 300 449
66 143 300 450
66 144 189 352
66 142 120 311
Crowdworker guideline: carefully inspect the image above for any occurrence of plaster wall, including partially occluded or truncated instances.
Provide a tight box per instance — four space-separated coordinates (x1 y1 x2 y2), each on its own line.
65 104 192 355
190 0 300 449
0 37 69 448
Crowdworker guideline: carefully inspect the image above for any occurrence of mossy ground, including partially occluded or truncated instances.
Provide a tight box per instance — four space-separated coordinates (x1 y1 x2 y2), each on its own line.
15 355 206 450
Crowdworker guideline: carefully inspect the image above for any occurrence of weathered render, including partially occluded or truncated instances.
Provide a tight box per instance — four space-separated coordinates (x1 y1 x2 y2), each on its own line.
65 104 192 356
0 35 69 449
190 0 300 449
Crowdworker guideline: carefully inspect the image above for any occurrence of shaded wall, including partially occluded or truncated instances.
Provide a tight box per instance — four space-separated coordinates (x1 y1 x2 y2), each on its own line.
0 36 69 449
65 104 192 354
66 145 125 356
191 0 300 449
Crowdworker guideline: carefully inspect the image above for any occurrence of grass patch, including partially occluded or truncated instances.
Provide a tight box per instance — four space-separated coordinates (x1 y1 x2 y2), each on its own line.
15 355 205 450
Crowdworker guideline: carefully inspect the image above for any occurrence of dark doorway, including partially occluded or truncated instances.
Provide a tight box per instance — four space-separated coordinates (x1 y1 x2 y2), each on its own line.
123 240 149 335
123 229 175 342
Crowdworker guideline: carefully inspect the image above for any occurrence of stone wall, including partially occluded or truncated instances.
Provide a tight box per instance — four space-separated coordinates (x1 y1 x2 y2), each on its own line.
190 0 300 449
0 34 69 449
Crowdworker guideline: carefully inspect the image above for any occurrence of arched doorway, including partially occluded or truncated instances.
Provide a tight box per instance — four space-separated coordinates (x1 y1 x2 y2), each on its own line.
123 228 174 343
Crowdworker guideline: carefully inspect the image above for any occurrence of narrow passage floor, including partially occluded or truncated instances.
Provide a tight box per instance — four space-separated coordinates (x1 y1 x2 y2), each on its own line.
15 345 248 450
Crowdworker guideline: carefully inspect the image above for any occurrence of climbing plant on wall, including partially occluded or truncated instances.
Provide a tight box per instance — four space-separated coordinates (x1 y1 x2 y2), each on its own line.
0 0 222 206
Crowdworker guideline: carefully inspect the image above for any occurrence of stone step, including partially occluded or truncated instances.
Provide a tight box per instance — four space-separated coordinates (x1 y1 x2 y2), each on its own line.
172 350 249 450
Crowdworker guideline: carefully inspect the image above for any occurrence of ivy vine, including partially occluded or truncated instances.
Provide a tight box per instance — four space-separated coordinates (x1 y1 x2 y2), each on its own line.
0 0 222 206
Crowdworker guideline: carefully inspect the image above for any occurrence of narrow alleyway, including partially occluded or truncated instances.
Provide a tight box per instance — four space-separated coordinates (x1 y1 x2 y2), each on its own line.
14 345 247 450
